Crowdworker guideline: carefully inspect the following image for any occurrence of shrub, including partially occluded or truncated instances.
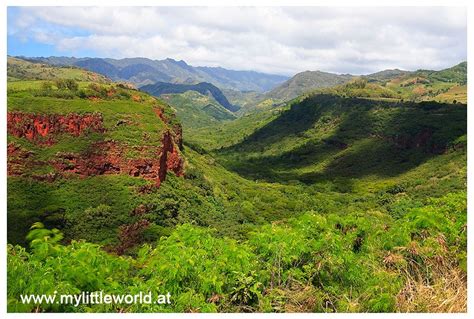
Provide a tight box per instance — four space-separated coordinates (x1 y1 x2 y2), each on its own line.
6 192 466 312
70 205 123 243
54 79 67 90
40 81 53 91
64 79 79 91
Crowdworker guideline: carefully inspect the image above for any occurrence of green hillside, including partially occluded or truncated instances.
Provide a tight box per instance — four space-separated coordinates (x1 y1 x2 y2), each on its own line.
299 64 467 105
216 94 466 188
141 81 238 112
373 62 467 103
266 70 353 101
7 57 110 83
7 58 184 247
160 91 236 131
416 62 467 84
245 62 467 114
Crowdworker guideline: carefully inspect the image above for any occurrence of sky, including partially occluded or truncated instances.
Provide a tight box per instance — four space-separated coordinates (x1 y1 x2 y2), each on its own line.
7 6 467 76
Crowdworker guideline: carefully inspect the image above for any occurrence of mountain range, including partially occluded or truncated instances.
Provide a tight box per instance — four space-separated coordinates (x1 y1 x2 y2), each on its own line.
22 56 289 92
264 62 467 102
16 56 467 115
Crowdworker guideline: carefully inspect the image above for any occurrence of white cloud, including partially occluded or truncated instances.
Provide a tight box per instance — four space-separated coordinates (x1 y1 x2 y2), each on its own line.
8 6 467 75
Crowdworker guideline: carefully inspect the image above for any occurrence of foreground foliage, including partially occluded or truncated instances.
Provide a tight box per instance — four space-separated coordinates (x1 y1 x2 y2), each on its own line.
7 192 466 313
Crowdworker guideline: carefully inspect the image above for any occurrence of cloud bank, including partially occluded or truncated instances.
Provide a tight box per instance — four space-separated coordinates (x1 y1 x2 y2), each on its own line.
7 6 467 75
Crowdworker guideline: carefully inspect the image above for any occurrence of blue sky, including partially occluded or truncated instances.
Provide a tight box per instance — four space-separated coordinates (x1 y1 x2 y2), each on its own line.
7 6 467 75
8 7 96 57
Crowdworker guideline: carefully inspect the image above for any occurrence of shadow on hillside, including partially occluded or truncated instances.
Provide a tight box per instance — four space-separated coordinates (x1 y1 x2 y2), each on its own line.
216 95 466 188
7 178 58 247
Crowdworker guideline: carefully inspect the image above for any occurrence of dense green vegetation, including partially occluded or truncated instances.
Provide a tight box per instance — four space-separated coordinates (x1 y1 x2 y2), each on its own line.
216 94 466 185
8 191 466 312
7 58 467 313
160 91 236 130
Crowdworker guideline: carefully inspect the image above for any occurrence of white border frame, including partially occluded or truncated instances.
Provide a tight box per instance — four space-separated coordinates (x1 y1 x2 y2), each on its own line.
1 1 471 318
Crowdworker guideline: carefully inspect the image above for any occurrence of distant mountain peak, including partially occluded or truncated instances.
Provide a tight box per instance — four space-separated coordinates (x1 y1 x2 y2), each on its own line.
26 56 288 92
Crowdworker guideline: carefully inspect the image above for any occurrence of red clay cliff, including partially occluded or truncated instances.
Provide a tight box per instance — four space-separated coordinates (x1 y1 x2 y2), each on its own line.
7 111 184 187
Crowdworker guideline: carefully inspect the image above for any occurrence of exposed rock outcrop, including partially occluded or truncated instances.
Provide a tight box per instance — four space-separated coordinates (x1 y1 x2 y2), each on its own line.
153 107 167 123
158 131 184 184
7 110 184 186
51 131 183 186
7 143 35 176
153 106 183 149
172 124 183 150
7 112 104 145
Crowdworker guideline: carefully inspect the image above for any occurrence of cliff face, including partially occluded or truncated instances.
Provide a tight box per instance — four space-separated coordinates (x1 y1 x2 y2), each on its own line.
7 111 184 186
158 131 184 184
154 106 183 150
50 132 183 186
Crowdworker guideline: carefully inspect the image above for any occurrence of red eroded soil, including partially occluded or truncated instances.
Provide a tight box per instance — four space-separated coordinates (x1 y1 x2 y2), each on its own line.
7 112 104 145
7 110 184 186
51 131 183 186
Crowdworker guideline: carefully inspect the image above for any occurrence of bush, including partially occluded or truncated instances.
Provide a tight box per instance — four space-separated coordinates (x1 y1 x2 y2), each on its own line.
54 79 67 90
40 81 53 91
64 79 79 91
70 205 123 243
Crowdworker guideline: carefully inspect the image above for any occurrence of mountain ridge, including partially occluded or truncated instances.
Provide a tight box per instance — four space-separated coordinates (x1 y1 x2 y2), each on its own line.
140 81 239 112
265 70 354 101
20 56 289 92
260 62 467 107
